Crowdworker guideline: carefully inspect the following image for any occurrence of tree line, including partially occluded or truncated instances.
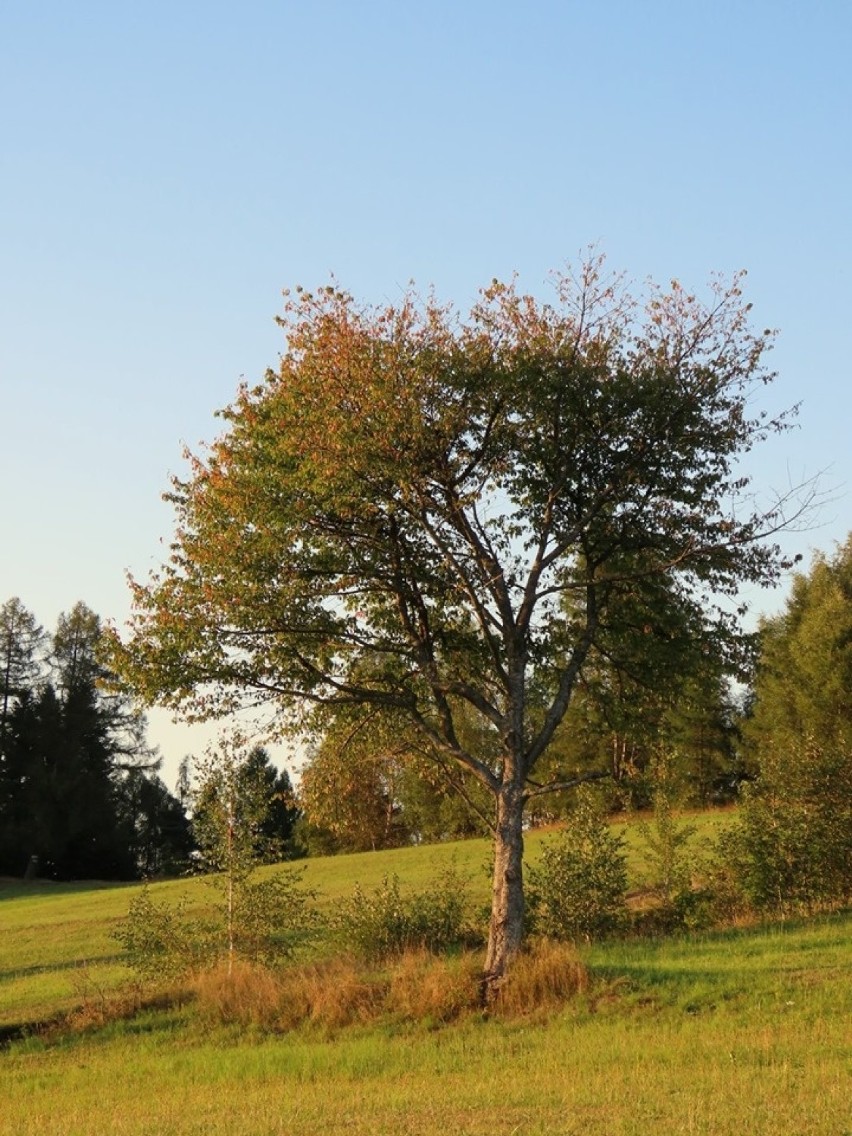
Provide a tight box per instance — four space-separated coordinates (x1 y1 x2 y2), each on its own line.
0 599 301 880
0 599 190 879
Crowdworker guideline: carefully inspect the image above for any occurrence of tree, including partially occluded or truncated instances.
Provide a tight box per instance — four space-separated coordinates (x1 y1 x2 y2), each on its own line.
114 768 193 878
298 713 410 852
0 598 43 743
193 744 300 862
107 258 810 989
0 601 168 880
719 738 852 915
241 746 301 860
745 535 852 758
298 705 497 850
189 736 314 972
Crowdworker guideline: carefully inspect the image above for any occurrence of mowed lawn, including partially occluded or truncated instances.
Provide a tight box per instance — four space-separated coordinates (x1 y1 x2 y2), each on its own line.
2 811 850 1136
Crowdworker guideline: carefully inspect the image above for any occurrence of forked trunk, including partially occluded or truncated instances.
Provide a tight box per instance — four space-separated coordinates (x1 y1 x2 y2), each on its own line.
483 783 525 999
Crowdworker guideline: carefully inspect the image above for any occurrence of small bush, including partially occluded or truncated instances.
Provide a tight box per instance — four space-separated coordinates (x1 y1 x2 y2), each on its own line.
335 867 472 961
493 939 588 1017
230 869 321 966
527 789 628 942
716 740 852 917
113 888 216 981
633 753 714 933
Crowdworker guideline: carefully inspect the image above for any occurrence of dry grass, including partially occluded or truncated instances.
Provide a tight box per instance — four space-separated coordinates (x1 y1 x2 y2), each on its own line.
194 959 284 1029
276 955 384 1029
492 938 589 1018
190 944 588 1032
387 950 482 1022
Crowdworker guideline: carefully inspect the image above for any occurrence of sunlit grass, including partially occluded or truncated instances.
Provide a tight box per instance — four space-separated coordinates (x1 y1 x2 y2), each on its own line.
0 807 759 1030
1 811 849 1136
3 929 849 1136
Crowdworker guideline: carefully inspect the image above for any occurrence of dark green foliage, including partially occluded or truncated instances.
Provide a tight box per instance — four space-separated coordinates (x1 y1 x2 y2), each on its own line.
116 769 194 878
192 745 301 865
716 538 852 917
335 868 472 961
0 600 188 881
527 789 628 942
0 598 44 740
745 535 852 759
718 740 852 916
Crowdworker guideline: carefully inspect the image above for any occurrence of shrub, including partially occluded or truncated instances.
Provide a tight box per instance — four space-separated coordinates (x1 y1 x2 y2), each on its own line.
113 888 216 981
527 788 628 942
335 866 472 961
230 868 321 966
717 739 852 917
633 751 715 933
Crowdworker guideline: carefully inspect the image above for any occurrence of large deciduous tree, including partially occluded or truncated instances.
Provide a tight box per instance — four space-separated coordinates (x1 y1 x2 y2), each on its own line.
107 259 809 988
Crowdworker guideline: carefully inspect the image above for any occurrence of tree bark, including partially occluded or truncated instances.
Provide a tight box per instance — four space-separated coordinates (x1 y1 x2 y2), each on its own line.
483 781 525 999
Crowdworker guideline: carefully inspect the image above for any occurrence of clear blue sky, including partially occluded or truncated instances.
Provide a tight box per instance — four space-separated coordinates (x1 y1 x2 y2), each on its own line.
2 2 850 785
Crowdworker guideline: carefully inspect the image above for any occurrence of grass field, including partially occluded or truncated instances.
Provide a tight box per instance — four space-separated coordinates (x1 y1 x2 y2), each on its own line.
2 811 850 1135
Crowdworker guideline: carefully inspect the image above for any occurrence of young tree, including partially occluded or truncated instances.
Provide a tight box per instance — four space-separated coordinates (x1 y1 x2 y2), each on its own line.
107 259 811 989
190 736 313 972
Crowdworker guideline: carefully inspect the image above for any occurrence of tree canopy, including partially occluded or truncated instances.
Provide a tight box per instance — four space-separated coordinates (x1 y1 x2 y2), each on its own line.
108 258 810 984
746 534 852 758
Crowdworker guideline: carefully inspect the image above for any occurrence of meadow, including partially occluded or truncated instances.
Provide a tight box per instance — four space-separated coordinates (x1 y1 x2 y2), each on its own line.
2 810 850 1136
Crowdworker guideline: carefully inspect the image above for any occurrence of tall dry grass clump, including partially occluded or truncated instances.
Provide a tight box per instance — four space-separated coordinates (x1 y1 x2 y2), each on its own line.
276 956 384 1029
193 943 589 1031
194 959 284 1028
386 949 482 1023
492 939 588 1018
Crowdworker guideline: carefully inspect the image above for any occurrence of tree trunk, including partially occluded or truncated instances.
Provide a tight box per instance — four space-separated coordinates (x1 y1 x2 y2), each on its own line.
483 781 525 998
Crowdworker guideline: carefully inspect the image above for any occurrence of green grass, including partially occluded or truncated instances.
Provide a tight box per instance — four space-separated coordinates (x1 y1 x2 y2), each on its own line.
0 808 730 1028
2 810 849 1135
2 916 849 1135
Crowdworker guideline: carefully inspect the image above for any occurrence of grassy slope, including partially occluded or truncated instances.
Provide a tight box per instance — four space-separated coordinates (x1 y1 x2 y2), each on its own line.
2 917 849 1136
2 810 850 1135
0 810 729 1028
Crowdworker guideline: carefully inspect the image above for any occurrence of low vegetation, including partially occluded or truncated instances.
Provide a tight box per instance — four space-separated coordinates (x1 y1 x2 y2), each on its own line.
2 905 849 1134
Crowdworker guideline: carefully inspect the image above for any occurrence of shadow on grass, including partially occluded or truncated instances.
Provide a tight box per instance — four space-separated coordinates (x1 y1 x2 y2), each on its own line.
0 877 139 902
586 911 850 1010
0 991 191 1052
0 954 127 982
